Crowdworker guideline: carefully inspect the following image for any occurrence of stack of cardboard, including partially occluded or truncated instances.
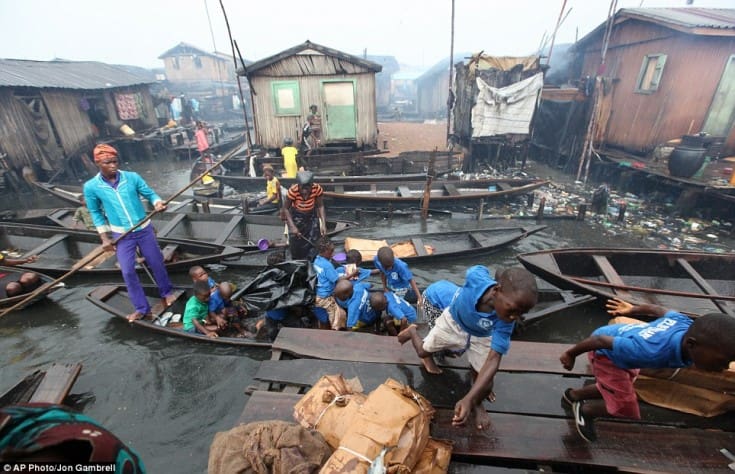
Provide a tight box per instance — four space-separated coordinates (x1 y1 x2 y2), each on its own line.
293 375 452 473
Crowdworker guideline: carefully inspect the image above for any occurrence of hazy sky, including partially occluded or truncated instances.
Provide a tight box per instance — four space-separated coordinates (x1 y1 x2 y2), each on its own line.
0 0 732 71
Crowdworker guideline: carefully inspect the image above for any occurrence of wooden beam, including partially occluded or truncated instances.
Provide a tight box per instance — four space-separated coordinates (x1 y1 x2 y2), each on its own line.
592 255 632 300
411 237 428 256
22 234 68 258
676 258 734 316
28 363 82 404
155 213 187 238
213 215 244 245
443 183 461 196
397 185 411 197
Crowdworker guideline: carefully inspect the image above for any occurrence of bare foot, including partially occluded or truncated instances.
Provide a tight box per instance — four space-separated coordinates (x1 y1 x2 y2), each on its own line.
397 324 417 345
420 356 442 374
471 406 492 431
486 391 496 403
127 312 145 322
163 293 178 307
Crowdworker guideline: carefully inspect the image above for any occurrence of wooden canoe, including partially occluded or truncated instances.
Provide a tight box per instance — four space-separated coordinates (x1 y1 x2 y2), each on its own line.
216 172 427 193
0 223 243 276
253 149 458 176
517 247 735 317
86 284 271 348
0 363 82 407
8 209 356 250
339 225 547 265
31 181 258 215
319 179 548 208
0 265 64 309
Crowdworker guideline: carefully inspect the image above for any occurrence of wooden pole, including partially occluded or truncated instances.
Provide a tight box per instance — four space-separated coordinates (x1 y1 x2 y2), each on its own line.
0 149 238 318
445 0 455 142
546 0 569 66
570 276 735 302
421 149 437 219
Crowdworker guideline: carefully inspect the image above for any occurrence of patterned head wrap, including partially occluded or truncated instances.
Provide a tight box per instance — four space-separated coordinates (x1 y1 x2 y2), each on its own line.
0 403 146 473
93 144 118 163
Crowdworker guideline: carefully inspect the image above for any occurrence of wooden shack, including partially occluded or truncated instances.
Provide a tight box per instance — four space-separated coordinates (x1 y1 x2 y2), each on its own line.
573 7 735 156
0 59 156 187
242 41 382 152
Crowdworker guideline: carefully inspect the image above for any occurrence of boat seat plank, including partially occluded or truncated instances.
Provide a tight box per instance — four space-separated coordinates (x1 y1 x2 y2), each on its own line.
397 186 412 197
238 391 735 473
213 215 244 245
155 213 187 238
88 284 120 302
333 185 344 194
468 232 486 248
168 199 193 213
443 183 461 196
676 258 734 316
271 328 591 376
148 288 186 318
411 237 428 256
592 255 632 300
22 233 68 257
28 363 82 404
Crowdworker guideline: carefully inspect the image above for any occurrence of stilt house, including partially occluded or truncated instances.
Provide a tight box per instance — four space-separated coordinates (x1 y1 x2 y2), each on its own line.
0 59 156 185
241 40 382 151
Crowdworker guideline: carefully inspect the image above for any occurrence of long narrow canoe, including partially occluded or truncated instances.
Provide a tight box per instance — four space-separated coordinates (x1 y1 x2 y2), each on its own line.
0 266 64 309
339 225 547 265
320 179 548 208
217 172 427 193
31 181 264 215
7 209 356 250
0 223 243 276
517 247 735 317
86 284 271 348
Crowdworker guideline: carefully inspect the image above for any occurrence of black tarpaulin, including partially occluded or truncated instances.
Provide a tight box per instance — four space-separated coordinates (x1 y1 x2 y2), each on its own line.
237 260 316 311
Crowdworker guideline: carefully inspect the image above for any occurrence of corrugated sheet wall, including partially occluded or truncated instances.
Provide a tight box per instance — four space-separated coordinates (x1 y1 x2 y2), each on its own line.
250 73 377 150
579 20 735 154
0 89 59 170
41 90 95 156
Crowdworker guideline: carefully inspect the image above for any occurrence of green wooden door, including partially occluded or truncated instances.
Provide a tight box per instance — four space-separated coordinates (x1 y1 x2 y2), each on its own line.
323 81 356 140
703 55 735 137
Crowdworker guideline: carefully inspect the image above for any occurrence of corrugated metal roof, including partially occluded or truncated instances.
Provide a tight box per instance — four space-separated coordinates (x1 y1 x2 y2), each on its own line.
622 7 735 30
0 59 156 89
244 40 382 75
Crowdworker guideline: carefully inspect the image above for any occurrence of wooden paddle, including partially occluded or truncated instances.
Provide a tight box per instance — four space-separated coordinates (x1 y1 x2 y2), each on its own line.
0 149 240 318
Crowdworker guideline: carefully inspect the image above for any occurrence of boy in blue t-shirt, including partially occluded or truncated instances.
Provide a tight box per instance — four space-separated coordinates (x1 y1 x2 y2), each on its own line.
384 290 417 336
334 280 384 331
374 246 421 304
561 298 735 443
336 249 379 283
399 265 538 431
312 237 355 330
421 280 460 328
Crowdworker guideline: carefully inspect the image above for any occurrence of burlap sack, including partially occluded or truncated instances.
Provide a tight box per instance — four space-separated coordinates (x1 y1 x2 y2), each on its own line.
319 378 434 474
293 375 366 449
412 438 453 474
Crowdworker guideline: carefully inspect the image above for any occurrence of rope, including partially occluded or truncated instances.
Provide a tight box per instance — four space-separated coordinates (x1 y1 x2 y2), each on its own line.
312 394 347 428
337 446 374 464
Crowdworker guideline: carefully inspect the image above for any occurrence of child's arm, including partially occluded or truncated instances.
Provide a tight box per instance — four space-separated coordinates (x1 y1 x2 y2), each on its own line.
380 272 387 291
453 350 502 426
409 278 421 304
606 298 667 318
208 310 227 329
194 318 218 338
560 335 614 370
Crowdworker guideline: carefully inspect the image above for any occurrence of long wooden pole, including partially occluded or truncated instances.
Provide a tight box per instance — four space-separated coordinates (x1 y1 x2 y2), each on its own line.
570 276 735 302
445 0 455 141
0 150 238 318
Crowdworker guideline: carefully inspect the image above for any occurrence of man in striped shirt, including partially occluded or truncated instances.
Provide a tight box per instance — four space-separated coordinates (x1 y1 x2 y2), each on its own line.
283 171 326 260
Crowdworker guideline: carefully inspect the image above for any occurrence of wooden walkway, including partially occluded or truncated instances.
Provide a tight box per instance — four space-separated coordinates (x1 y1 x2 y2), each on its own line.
237 329 735 473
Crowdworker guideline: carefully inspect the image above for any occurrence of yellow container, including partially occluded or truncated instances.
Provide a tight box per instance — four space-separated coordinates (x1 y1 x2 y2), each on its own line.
120 124 135 136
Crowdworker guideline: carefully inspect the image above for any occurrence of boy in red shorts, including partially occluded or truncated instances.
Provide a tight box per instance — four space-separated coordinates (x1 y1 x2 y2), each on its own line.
560 298 735 442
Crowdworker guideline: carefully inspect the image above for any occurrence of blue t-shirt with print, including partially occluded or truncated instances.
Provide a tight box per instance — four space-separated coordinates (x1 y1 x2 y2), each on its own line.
313 255 340 298
385 291 416 323
373 256 413 291
449 265 514 355
424 280 460 310
336 266 373 283
593 311 693 369
209 289 225 314
344 285 380 328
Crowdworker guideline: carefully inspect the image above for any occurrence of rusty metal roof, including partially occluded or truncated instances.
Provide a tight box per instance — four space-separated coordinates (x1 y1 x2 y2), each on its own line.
0 59 155 89
623 7 735 30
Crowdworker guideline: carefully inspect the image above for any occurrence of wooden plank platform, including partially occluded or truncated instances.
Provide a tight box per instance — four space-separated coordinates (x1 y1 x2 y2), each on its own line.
20 363 82 405
238 391 735 474
272 328 592 376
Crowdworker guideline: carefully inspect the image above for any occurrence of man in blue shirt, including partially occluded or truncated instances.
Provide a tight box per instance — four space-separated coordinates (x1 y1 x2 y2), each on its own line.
561 298 735 443
399 265 538 431
84 144 175 322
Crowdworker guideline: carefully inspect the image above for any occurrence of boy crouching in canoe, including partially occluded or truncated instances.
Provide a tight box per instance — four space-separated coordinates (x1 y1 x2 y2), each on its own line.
398 266 538 430
561 298 735 442
183 280 221 338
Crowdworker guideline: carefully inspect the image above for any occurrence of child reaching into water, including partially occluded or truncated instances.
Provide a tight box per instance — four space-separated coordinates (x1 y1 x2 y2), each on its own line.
398 266 538 430
336 249 379 283
374 246 421 304
561 298 735 442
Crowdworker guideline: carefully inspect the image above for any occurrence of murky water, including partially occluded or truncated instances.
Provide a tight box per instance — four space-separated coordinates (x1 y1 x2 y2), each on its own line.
0 156 690 472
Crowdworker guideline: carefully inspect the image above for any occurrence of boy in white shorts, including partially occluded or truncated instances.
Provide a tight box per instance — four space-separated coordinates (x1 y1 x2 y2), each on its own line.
398 265 537 430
